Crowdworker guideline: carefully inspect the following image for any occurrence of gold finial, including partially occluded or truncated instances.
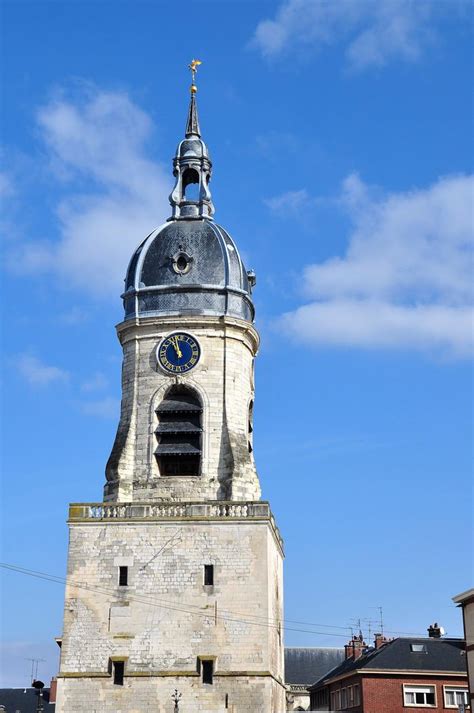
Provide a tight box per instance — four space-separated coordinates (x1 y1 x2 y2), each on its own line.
188 58 202 92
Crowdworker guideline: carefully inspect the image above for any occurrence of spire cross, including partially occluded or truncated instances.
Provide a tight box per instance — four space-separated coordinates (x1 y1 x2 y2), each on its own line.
188 59 202 90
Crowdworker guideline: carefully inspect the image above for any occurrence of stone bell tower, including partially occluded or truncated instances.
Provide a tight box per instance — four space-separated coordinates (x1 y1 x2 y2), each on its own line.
55 65 285 713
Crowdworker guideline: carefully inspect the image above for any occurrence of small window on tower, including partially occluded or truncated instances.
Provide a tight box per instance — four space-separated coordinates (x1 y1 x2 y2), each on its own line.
248 400 254 454
118 566 128 586
204 564 214 586
112 660 125 685
201 659 214 685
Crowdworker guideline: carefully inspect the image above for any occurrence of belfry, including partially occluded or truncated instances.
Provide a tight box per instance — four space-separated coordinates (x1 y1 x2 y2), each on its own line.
55 64 285 713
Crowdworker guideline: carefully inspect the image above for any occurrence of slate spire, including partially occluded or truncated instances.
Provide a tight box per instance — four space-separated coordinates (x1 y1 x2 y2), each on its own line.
185 89 201 138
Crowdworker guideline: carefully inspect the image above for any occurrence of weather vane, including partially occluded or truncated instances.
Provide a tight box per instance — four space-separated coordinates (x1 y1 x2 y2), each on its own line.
188 58 202 92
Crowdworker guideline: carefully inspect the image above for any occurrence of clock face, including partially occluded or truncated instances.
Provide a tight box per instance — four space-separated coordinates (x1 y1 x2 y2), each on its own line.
157 332 201 374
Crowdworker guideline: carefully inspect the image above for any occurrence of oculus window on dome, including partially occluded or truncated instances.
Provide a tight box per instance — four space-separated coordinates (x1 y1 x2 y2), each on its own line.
172 250 193 275
157 332 201 374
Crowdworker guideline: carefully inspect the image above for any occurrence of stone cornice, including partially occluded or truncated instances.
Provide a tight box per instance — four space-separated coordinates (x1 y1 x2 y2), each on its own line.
68 500 284 555
58 670 286 685
116 314 260 353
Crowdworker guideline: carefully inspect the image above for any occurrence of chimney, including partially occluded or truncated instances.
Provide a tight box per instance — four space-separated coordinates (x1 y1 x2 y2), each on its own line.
345 634 366 660
374 633 387 649
428 622 444 638
344 641 353 660
49 677 57 703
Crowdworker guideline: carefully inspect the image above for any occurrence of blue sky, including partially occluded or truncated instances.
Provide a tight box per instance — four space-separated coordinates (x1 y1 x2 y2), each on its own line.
1 0 473 688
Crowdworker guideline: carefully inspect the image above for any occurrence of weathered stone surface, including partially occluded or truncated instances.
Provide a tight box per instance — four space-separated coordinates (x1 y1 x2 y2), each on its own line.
105 316 261 503
57 254 285 710
56 516 285 712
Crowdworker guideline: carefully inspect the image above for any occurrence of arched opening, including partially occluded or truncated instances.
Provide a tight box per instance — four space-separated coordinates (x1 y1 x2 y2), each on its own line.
155 386 202 476
182 168 200 201
248 399 254 453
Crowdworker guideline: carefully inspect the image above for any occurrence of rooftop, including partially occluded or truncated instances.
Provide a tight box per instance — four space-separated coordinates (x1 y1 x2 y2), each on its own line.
309 637 467 690
0 687 54 712
285 647 345 686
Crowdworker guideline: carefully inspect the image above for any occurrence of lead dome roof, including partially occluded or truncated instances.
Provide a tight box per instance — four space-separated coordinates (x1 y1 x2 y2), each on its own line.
121 76 256 323
123 219 255 322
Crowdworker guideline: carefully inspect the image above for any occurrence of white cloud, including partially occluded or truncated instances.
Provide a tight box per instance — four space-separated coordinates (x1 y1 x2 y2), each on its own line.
81 371 108 392
264 188 310 214
10 87 170 296
252 0 458 70
16 354 70 386
80 396 120 419
277 173 474 358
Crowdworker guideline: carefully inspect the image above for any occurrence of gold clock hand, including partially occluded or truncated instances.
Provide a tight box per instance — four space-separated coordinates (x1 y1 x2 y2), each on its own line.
172 336 183 359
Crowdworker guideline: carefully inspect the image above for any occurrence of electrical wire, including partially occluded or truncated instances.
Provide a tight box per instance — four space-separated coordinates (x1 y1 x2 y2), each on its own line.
1 562 425 639
1 563 346 637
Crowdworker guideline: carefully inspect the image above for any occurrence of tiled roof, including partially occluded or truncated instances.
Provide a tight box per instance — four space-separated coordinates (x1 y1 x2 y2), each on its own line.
309 638 467 690
0 687 54 712
285 647 345 686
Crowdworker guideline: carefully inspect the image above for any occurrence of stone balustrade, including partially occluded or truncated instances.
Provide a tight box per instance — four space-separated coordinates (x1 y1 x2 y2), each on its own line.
68 501 283 549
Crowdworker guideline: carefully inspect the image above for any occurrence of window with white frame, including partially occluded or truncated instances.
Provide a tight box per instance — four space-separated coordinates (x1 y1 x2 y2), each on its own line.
444 687 469 708
403 685 436 707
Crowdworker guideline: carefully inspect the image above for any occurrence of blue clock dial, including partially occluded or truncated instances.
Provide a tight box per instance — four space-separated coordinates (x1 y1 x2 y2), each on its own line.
157 332 201 374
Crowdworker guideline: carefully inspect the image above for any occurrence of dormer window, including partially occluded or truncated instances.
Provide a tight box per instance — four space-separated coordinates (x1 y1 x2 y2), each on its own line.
155 386 202 476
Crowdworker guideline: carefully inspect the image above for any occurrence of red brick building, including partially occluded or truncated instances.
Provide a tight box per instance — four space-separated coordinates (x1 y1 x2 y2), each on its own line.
309 628 469 712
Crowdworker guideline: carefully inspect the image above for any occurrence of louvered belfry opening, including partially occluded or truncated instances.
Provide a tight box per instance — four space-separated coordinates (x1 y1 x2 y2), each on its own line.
155 386 202 476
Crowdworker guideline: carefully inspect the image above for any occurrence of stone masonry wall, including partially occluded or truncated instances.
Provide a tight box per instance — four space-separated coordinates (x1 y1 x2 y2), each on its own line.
105 316 261 503
55 675 284 713
56 517 285 712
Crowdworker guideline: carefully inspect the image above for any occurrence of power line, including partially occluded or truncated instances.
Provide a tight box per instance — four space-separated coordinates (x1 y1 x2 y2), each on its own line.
1 562 425 639
1 562 348 638
3 562 346 633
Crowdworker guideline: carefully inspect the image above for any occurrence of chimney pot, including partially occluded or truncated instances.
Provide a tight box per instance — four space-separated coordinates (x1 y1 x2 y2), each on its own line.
345 635 366 659
374 633 387 649
428 623 444 638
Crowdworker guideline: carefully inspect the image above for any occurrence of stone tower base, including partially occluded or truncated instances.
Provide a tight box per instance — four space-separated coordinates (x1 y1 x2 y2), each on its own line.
55 501 286 713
